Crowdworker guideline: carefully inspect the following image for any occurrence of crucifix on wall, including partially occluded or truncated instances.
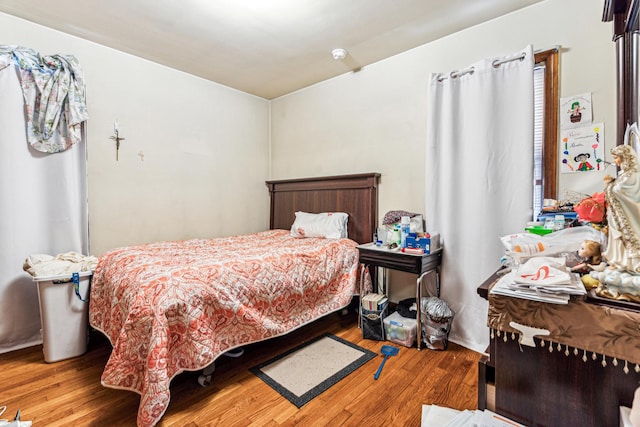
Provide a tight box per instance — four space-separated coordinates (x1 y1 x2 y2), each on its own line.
109 120 125 161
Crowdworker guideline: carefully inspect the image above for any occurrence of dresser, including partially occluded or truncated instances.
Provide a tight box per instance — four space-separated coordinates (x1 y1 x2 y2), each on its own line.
478 270 640 426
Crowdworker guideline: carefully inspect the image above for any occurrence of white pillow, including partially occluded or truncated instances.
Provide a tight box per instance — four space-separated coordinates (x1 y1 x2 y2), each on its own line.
290 211 349 239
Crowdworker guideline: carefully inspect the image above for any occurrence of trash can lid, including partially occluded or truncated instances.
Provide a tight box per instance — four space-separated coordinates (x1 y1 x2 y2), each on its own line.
32 270 93 283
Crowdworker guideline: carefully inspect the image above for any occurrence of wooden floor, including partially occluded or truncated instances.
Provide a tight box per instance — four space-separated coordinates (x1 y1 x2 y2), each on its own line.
0 308 481 426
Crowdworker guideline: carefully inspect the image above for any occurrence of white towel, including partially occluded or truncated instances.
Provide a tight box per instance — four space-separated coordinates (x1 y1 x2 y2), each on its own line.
23 251 98 278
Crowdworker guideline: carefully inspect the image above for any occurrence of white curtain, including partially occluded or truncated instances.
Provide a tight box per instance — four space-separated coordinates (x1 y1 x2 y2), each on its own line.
0 58 88 353
426 46 534 353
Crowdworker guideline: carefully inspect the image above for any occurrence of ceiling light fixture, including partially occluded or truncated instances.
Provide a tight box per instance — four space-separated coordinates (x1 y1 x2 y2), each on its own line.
331 48 347 60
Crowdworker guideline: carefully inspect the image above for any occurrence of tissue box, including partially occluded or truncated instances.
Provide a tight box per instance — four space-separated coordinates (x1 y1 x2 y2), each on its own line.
405 233 440 254
383 311 417 347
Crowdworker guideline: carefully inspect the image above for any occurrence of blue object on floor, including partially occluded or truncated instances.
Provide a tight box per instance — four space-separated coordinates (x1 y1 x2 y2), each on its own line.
374 345 399 380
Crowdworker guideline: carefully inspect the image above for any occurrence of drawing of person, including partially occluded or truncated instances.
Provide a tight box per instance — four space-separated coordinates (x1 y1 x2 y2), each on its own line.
569 101 583 123
574 153 593 171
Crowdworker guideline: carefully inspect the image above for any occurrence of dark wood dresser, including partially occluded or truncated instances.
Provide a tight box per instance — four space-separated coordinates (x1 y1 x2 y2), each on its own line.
477 270 640 427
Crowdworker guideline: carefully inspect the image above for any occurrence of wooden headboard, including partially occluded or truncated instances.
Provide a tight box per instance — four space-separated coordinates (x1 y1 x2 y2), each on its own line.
266 173 380 245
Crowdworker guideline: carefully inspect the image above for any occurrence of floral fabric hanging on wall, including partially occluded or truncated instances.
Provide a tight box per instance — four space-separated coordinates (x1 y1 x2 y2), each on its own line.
0 45 88 153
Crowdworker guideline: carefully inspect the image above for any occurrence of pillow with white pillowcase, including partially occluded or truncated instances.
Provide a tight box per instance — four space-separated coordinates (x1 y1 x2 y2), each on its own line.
290 211 349 239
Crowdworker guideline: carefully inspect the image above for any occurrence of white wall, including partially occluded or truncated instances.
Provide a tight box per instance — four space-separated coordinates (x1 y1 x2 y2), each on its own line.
270 0 616 302
0 12 271 256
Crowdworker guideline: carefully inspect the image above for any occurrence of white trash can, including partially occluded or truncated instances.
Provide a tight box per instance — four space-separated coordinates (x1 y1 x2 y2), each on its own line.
33 271 92 362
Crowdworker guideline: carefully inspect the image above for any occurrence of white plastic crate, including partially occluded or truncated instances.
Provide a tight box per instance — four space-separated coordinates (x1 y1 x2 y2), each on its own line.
33 271 92 362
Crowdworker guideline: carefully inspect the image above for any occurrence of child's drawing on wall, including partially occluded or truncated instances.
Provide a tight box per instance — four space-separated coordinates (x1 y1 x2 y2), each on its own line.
561 123 605 173
561 93 592 129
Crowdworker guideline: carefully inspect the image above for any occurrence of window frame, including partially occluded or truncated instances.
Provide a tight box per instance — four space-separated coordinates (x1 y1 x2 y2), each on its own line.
534 49 559 203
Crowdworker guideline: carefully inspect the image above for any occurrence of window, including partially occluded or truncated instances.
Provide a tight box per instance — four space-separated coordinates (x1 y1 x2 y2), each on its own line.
532 49 559 220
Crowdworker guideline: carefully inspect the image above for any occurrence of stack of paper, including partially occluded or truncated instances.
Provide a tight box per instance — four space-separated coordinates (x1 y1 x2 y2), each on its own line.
468 410 527 427
421 405 526 427
490 257 586 304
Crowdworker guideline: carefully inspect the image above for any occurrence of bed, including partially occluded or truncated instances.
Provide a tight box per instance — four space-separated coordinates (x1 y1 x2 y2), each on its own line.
88 173 380 427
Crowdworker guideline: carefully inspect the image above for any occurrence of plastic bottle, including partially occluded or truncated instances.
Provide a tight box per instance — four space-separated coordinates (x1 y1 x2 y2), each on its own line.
388 225 401 247
543 217 555 230
400 216 410 248
513 242 545 255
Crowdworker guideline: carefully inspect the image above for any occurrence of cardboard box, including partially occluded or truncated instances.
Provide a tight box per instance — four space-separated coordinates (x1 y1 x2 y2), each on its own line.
405 233 440 254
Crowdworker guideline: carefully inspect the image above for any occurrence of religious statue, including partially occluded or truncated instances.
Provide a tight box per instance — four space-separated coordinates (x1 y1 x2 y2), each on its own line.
602 144 640 273
591 144 640 301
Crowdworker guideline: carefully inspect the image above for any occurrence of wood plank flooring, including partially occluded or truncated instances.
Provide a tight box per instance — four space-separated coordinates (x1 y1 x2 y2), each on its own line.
0 307 481 426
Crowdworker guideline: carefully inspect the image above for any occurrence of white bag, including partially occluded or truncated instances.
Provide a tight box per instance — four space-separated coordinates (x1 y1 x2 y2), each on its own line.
515 257 571 286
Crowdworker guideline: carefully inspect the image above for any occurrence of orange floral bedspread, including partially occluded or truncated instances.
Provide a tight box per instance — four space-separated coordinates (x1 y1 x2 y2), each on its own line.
89 230 359 427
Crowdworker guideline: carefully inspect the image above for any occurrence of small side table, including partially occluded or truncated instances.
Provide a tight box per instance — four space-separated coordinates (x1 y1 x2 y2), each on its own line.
356 243 443 350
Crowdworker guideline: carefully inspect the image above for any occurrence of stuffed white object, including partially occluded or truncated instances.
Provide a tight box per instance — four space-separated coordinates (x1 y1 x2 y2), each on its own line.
589 269 640 296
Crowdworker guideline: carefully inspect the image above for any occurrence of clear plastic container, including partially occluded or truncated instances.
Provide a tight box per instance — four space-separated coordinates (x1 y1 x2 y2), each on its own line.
383 311 417 347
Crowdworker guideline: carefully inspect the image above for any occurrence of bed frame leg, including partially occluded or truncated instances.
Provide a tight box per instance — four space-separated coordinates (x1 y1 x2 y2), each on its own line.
197 362 216 387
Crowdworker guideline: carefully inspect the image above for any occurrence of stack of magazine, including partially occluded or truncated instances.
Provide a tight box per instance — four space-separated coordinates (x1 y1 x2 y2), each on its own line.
490 256 586 304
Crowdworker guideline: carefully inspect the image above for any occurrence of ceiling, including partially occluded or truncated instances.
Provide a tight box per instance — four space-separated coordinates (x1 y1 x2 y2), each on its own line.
0 0 544 99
